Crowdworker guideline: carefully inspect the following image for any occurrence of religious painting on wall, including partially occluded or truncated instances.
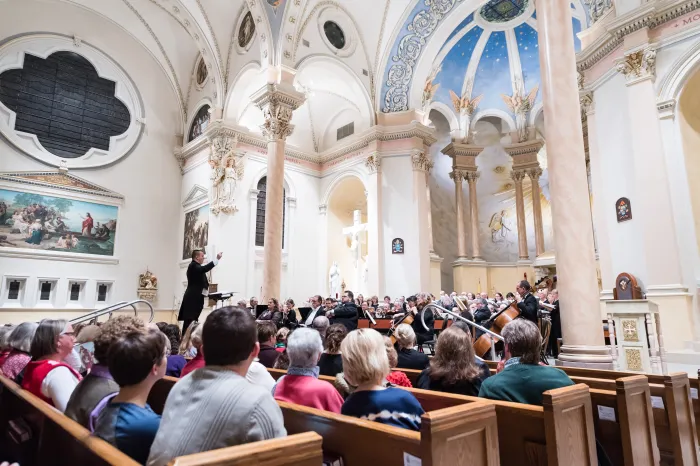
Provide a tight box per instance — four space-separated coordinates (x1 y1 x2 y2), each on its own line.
196 57 208 88
392 238 404 254
616 197 632 222
182 204 209 261
0 188 118 256
238 12 255 48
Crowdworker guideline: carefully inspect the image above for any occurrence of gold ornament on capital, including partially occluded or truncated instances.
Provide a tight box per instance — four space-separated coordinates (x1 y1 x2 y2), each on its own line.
617 47 656 81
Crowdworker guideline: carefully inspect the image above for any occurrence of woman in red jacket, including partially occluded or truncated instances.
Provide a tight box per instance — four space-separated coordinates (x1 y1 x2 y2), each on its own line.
22 319 82 412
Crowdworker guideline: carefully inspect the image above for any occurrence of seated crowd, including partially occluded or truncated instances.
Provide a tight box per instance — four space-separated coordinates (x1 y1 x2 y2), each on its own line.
0 286 573 465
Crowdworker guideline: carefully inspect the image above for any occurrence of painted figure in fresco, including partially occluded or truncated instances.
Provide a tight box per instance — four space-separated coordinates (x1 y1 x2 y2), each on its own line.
488 210 511 242
24 219 43 245
81 213 94 237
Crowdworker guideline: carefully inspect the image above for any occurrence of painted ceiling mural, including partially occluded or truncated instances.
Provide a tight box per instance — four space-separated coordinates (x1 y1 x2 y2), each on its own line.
381 0 586 116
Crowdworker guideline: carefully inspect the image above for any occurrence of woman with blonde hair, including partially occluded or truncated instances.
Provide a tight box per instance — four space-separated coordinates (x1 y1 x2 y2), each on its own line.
340 328 424 431
394 324 429 370
416 326 490 396
179 321 200 357
180 323 204 377
383 336 412 388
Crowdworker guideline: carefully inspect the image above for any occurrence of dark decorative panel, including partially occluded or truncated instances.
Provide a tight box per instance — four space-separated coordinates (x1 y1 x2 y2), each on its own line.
0 51 131 159
255 176 285 248
97 283 108 302
188 105 210 142
69 283 81 301
39 282 51 301
8 281 20 300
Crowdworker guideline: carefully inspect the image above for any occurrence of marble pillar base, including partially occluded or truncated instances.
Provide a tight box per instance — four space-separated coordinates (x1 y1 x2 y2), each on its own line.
429 253 443 297
556 345 613 369
452 259 488 294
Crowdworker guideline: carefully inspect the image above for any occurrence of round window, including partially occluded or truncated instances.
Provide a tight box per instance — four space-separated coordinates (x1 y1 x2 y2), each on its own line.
323 21 345 50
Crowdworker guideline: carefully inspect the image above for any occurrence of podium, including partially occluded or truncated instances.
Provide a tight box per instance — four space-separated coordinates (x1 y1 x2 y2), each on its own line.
605 300 666 374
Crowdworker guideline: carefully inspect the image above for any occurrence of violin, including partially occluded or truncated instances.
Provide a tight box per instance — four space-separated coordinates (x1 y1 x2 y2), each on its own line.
388 308 416 345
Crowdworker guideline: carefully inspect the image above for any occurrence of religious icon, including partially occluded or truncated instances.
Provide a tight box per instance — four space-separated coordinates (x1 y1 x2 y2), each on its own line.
488 210 510 242
267 0 282 7
238 12 255 48
392 238 404 254
616 197 632 222
196 58 208 87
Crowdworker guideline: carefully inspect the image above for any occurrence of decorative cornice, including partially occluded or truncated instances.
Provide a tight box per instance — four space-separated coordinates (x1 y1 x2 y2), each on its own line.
577 0 700 72
0 170 124 201
502 139 544 157
442 142 483 158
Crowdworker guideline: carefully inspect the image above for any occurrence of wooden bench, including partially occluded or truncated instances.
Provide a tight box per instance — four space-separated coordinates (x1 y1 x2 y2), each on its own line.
148 375 501 466
0 374 323 466
480 363 699 466
264 368 599 466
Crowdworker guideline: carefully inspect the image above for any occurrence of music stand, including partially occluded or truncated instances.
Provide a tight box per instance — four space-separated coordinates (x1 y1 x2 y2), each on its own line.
208 291 235 309
298 307 313 325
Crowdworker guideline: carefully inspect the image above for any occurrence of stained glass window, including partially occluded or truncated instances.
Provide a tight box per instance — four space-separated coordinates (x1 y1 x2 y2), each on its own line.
480 0 528 23
255 176 286 248
188 105 210 142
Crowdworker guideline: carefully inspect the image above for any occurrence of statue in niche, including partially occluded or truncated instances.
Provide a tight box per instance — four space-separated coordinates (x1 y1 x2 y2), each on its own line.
209 138 245 216
329 261 341 298
137 269 158 303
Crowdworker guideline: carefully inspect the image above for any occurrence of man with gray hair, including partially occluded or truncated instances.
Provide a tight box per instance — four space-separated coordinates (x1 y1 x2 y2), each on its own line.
478 319 573 405
311 316 330 340
271 328 343 413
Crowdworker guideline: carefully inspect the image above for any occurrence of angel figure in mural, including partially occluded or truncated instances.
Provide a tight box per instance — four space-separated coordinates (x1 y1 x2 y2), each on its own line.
502 80 539 143
421 65 442 110
449 88 483 142
488 210 511 242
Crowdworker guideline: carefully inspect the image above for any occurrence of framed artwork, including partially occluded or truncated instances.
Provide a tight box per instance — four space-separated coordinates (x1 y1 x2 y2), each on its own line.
391 238 404 254
238 12 256 49
183 204 209 261
196 57 208 88
616 197 632 222
0 187 118 256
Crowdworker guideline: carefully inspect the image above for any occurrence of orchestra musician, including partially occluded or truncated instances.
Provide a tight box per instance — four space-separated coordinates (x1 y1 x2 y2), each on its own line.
514 280 539 325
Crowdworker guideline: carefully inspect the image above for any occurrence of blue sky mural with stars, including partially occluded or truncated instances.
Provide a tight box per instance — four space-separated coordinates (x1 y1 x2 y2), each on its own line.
434 26 484 107
515 23 540 104
471 31 511 113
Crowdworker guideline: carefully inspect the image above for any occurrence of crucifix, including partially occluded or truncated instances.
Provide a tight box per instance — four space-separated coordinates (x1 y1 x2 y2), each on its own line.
342 210 368 292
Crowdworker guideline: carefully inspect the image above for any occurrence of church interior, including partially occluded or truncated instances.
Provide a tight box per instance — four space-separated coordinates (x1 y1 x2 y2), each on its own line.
2 0 700 464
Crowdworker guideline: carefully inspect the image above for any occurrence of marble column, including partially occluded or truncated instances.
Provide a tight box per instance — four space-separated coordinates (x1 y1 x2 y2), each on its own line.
537 0 611 366
365 152 384 296
527 167 545 256
251 84 304 301
450 170 468 259
412 149 433 290
511 170 529 260
466 171 482 260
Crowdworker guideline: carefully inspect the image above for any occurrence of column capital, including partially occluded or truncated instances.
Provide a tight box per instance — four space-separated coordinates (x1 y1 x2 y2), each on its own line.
526 167 543 180
510 170 527 183
411 149 434 173
465 171 480 184
579 91 594 117
616 46 656 85
449 169 467 183
318 204 328 215
365 152 381 174
251 83 305 141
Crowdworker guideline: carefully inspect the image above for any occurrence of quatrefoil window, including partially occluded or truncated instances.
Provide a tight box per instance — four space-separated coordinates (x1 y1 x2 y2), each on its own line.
0 51 131 159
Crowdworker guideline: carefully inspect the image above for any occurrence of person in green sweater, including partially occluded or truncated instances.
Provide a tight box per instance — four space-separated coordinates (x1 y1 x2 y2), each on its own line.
478 319 574 405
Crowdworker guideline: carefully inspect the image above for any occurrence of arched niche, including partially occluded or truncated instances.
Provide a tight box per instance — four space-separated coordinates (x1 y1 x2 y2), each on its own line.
678 69 700 256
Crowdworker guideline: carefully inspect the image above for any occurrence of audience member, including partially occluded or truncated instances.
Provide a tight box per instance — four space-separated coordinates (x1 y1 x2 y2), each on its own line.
328 290 359 331
65 316 145 430
162 324 186 377
257 298 283 327
0 322 37 380
383 336 412 388
275 327 290 352
75 324 100 373
22 319 82 412
312 315 330 340
256 321 279 368
94 331 167 464
179 321 200 358
180 323 204 377
147 307 285 466
246 354 277 390
340 329 424 431
304 295 326 326
417 327 489 396
479 319 573 405
155 322 168 333
0 325 15 366
282 298 299 329
394 324 429 370
318 323 346 377
273 328 343 413
272 349 290 370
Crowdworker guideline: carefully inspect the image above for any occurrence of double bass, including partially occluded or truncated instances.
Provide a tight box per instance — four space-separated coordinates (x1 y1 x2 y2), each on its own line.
471 300 520 359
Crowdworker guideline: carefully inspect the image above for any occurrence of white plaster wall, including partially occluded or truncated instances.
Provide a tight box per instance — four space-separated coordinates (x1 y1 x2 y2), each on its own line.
0 2 182 315
591 73 648 284
427 111 457 290
177 154 321 306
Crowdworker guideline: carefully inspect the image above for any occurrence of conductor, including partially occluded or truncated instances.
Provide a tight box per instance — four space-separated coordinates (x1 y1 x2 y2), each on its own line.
179 249 223 334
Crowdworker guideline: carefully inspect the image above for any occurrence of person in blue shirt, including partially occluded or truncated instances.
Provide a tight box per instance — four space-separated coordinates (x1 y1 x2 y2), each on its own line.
94 329 167 464
340 328 424 431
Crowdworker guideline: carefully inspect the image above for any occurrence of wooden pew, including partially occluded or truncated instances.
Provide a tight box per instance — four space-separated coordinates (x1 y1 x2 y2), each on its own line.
0 374 323 466
265 368 598 466
148 375 501 466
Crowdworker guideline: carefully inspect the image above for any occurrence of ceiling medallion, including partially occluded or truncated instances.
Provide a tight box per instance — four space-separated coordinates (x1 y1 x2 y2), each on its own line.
480 0 528 23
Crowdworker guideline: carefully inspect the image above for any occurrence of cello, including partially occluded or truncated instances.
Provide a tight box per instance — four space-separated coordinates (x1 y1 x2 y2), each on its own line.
472 300 520 358
388 310 415 345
